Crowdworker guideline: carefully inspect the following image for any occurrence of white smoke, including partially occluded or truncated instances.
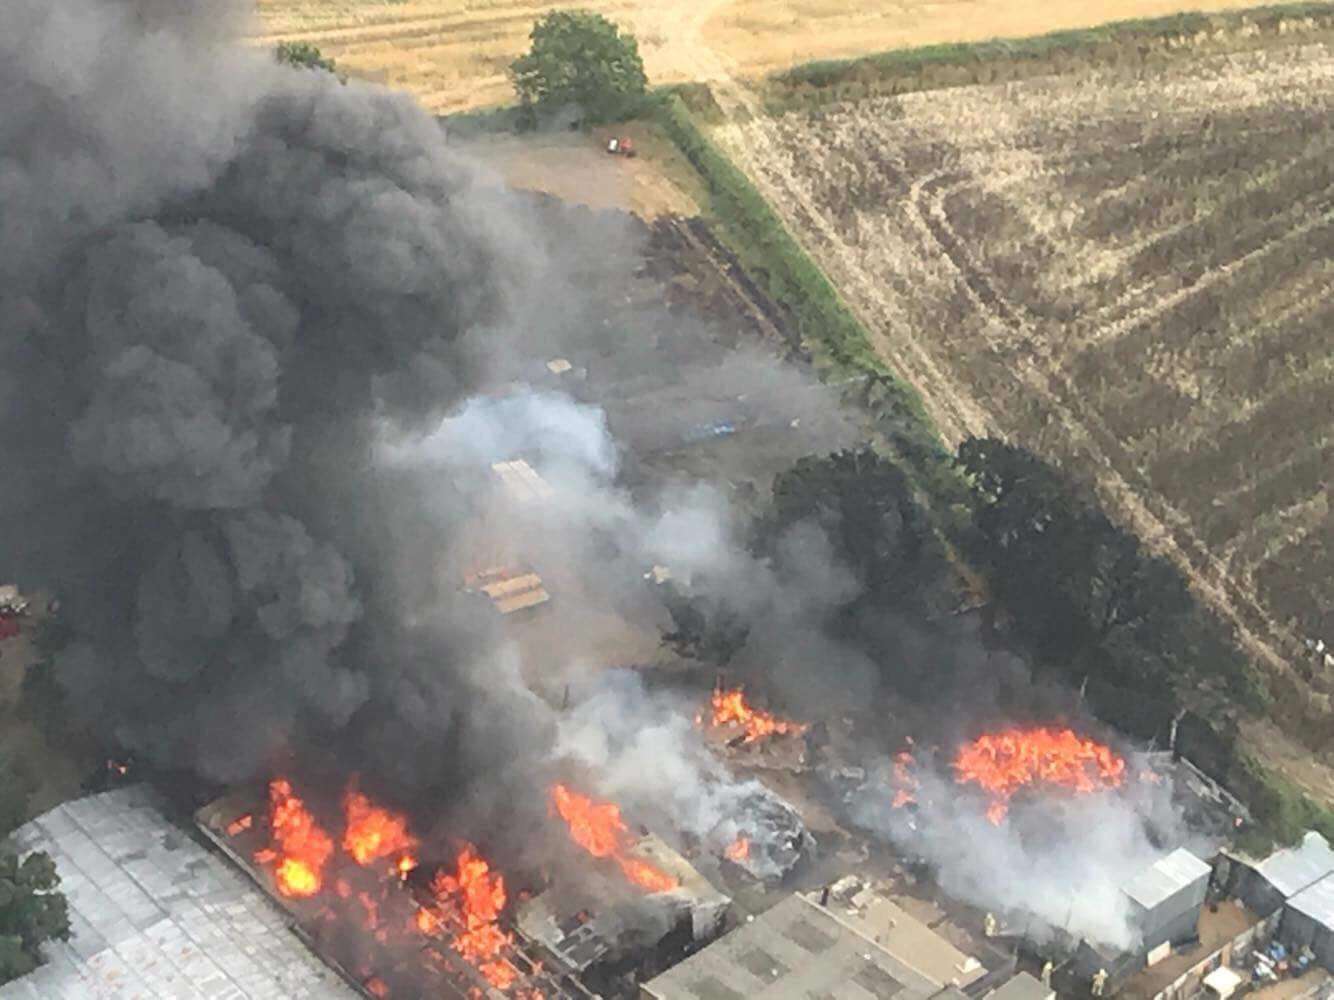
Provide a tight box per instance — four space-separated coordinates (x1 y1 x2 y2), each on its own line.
553 669 795 874
853 751 1211 950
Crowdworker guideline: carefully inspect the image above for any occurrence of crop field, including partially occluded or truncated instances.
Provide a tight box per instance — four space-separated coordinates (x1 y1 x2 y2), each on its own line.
710 39 1334 685
250 0 1275 113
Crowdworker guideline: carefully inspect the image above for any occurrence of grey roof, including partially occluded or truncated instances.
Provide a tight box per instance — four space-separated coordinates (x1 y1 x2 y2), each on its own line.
1287 871 1334 932
641 893 943 1000
1257 832 1334 898
0 785 359 1000
1123 848 1212 910
986 972 1054 1000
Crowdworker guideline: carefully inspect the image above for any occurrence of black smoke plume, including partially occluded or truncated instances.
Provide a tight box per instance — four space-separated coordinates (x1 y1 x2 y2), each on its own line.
1 0 551 817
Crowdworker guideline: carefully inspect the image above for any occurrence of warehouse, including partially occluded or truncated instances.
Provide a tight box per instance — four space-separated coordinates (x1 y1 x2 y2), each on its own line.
639 893 946 1000
0 786 358 1000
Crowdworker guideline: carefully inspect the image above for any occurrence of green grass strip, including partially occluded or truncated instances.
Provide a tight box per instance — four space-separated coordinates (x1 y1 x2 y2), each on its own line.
765 1 1334 110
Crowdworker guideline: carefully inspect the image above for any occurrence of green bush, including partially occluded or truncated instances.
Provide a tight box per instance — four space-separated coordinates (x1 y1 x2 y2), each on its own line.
274 41 338 75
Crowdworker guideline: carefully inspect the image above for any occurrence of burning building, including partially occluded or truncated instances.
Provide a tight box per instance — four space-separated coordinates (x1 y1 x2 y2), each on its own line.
516 831 730 993
197 782 592 999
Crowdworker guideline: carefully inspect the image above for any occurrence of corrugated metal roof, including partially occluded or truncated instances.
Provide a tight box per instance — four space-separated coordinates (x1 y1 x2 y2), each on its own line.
0 785 359 999
1287 871 1334 932
987 972 1054 1000
1257 832 1334 899
641 894 942 1000
1123 848 1211 911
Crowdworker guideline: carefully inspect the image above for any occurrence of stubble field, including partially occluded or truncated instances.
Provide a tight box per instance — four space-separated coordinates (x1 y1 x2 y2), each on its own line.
250 0 1277 113
711 40 1334 688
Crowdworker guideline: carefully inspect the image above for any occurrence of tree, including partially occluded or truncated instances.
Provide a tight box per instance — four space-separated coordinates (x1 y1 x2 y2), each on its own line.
509 11 648 125
0 756 33 839
758 448 952 615
661 580 750 665
0 844 69 984
275 41 338 76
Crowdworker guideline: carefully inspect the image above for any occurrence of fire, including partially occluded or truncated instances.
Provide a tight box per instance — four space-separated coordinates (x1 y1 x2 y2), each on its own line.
724 836 750 862
226 813 254 837
343 790 419 874
617 855 681 893
551 783 625 858
423 845 518 991
708 685 808 744
366 978 389 999
891 750 919 809
254 779 334 897
954 727 1126 824
550 785 678 893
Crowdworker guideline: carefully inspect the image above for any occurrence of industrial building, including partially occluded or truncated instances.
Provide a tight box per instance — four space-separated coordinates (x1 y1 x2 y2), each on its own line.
984 972 1054 1000
816 877 992 991
640 893 958 1000
0 786 359 1000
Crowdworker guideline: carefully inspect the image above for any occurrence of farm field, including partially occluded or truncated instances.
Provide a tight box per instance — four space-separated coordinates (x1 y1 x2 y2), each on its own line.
709 40 1334 700
249 0 1277 113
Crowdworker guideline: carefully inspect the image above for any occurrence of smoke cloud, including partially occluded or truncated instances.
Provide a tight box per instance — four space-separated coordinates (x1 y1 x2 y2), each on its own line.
0 0 552 796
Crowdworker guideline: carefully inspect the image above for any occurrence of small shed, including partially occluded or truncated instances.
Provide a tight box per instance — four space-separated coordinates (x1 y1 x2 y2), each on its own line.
1123 848 1212 953
1282 871 1334 970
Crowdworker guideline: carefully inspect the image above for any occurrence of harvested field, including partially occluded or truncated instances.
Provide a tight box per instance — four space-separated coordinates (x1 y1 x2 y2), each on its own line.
251 0 1287 113
710 41 1334 699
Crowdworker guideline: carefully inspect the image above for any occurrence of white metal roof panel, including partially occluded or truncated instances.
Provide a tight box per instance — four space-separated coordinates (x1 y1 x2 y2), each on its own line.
0 786 358 999
1123 848 1211 910
1287 871 1334 931
1257 832 1334 898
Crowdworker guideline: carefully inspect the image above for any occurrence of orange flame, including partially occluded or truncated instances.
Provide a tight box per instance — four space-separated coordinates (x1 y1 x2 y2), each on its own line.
226 813 254 837
422 845 519 991
254 779 334 898
708 686 808 744
366 978 389 999
550 784 678 893
954 727 1126 824
892 751 919 809
343 790 419 874
724 836 750 862
617 855 681 893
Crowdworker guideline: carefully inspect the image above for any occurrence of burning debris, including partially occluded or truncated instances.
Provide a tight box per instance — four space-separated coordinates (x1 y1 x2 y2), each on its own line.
954 727 1127 824
704 685 808 745
515 831 730 990
892 749 920 810
711 784 812 884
